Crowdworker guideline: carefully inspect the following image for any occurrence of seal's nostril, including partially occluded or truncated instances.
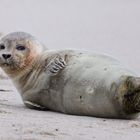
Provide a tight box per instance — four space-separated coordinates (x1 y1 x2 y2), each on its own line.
2 54 11 59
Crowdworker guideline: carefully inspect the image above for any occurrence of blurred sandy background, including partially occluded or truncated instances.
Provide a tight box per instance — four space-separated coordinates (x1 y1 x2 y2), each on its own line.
0 0 140 140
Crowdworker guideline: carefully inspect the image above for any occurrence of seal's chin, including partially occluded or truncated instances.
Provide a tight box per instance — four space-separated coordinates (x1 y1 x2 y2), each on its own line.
0 61 25 75
0 59 21 70
0 62 12 69
2 63 10 67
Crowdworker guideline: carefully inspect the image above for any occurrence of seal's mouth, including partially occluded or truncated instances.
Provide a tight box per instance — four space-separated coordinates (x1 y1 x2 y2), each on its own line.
1 62 11 67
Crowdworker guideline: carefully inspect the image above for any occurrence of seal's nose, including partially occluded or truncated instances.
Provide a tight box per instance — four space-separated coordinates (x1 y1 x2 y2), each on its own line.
2 54 11 59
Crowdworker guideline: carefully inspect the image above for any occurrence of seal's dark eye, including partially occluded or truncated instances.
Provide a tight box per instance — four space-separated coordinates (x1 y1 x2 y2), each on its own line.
16 45 26 51
0 44 5 50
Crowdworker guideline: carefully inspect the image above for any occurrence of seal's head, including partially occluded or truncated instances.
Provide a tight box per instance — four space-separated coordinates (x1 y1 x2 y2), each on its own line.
0 32 44 75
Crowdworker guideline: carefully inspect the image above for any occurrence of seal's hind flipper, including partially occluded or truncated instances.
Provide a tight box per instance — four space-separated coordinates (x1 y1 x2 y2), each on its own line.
120 76 140 114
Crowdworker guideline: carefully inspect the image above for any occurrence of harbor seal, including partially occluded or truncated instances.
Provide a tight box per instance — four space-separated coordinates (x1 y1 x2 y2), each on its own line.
0 32 140 119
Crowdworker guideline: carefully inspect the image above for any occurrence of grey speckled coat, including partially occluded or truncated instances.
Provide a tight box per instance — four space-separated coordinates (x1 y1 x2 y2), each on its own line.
13 50 140 119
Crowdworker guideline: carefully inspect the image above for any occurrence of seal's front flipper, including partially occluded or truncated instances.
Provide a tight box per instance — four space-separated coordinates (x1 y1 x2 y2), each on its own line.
24 101 47 110
45 55 67 76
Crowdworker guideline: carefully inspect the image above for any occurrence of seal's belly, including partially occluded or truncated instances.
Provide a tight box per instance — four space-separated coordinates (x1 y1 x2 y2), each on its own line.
41 53 135 118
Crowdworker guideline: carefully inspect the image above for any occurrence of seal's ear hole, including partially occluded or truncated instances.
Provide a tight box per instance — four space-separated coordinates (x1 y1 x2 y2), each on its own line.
16 45 26 51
